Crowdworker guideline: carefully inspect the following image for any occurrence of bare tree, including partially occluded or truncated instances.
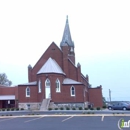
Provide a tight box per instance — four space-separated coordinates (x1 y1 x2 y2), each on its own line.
0 73 12 86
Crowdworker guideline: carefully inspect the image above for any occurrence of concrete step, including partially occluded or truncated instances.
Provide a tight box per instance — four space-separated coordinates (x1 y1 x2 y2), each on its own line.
40 99 50 111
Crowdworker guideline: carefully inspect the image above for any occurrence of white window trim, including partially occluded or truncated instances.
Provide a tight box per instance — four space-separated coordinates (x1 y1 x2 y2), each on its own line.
56 79 61 93
70 86 75 96
38 80 42 93
26 87 30 97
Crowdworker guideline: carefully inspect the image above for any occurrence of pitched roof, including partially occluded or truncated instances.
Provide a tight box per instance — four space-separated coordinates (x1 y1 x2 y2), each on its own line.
18 81 37 86
60 16 74 47
0 85 15 88
0 95 15 100
63 78 82 85
37 57 65 75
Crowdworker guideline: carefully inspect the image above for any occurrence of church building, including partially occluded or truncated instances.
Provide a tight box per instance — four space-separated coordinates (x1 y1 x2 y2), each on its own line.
0 16 103 110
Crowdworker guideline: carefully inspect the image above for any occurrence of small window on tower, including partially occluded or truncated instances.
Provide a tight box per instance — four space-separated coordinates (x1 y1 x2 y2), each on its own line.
56 79 60 92
38 80 42 93
70 86 75 96
45 79 51 87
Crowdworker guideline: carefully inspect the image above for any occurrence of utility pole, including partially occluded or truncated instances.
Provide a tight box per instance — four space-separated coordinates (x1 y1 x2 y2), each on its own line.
109 89 111 102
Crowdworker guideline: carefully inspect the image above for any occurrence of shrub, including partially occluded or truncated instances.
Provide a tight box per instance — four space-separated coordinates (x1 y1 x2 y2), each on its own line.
66 107 70 110
84 107 88 110
16 108 19 111
11 108 14 111
90 108 94 110
10 114 12 116
102 105 106 109
87 112 90 114
55 108 58 110
78 107 83 110
96 107 100 110
72 107 76 110
48 108 52 111
7 108 10 111
2 108 5 111
60 107 64 110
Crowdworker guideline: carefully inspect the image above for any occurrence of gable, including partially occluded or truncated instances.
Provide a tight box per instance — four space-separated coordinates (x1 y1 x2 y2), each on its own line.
31 42 63 81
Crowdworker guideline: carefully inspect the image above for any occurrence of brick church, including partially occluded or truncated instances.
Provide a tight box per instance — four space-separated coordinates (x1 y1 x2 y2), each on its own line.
0 16 103 110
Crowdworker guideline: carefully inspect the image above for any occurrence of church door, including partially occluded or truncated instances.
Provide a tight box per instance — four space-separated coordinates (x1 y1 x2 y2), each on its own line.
45 79 51 99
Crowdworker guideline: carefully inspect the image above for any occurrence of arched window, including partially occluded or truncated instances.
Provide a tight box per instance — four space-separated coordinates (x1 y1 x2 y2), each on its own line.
56 79 60 92
26 87 30 97
38 80 42 93
45 78 50 87
70 86 75 96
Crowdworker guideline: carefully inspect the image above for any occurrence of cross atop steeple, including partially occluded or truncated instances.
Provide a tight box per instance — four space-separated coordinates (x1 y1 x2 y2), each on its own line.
60 16 74 47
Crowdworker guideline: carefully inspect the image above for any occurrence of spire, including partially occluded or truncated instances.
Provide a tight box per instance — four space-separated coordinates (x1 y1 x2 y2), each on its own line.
60 15 74 47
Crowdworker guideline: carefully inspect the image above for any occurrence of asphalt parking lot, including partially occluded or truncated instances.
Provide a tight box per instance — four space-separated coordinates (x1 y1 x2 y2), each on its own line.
0 115 130 130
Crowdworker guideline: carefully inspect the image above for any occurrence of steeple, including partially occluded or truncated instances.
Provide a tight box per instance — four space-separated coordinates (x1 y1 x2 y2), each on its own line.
61 16 75 65
60 15 74 47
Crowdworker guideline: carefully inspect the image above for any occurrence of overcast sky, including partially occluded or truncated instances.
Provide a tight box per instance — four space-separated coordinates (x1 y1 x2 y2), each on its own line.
0 0 130 101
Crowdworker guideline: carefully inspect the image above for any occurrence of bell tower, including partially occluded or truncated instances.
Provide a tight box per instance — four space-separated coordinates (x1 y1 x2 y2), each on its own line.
60 16 75 64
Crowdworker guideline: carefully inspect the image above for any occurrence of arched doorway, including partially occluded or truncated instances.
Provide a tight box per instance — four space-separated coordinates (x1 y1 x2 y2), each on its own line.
45 79 51 99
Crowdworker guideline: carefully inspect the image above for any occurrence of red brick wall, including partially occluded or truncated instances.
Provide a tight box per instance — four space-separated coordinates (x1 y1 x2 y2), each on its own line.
28 67 32 82
52 84 84 103
68 60 77 81
30 42 63 82
77 65 81 82
19 73 84 103
43 73 84 103
37 73 65 102
62 46 69 77
18 85 38 103
0 86 18 97
88 87 103 107
68 55 75 65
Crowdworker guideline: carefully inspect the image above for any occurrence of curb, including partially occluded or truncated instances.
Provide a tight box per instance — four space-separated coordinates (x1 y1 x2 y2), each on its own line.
0 114 130 118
